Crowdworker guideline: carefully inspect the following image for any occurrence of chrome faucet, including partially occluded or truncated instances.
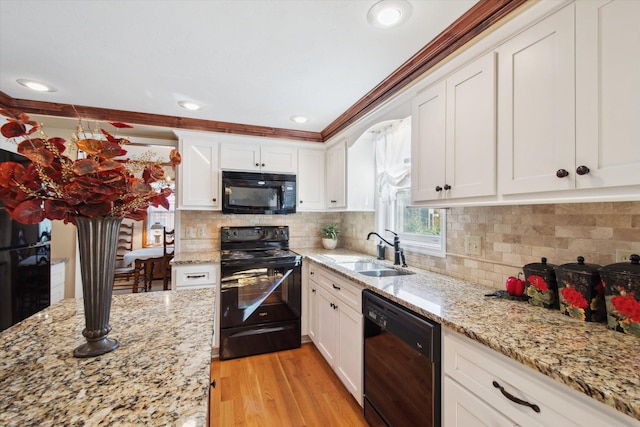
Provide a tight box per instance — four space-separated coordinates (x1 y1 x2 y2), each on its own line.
366 229 407 267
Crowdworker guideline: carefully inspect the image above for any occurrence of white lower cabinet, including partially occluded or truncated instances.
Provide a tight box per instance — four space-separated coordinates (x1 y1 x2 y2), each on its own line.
443 329 640 427
444 376 517 427
172 263 217 290
308 262 363 405
50 261 66 304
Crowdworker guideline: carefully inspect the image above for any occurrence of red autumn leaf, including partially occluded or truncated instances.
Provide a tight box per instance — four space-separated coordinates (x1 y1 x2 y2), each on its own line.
76 138 103 155
43 200 72 221
17 139 55 166
47 137 67 153
77 202 112 217
0 161 25 186
1 121 27 138
100 141 127 158
11 199 45 224
71 158 100 176
169 149 182 167
130 179 153 195
62 183 88 205
108 121 133 129
142 164 164 183
97 171 127 187
98 159 125 172
126 209 147 221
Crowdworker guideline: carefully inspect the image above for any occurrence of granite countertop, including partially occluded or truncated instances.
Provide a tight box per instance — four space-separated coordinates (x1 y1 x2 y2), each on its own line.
172 250 220 265
297 248 640 423
0 288 215 427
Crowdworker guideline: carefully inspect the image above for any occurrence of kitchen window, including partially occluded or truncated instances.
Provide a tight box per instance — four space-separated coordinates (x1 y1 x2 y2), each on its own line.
374 117 446 257
143 181 175 247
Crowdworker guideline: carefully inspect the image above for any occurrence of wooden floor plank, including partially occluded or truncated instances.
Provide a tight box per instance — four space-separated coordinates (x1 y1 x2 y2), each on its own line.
210 343 367 426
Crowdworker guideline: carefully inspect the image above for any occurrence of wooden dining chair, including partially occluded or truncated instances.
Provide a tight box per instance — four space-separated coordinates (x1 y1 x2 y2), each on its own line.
132 257 163 292
162 228 175 290
113 222 136 291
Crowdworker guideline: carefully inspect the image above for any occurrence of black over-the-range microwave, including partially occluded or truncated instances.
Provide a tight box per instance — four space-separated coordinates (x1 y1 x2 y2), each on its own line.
221 171 296 215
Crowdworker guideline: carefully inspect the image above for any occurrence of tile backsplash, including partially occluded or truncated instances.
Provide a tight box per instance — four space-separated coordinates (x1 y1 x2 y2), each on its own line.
180 201 640 290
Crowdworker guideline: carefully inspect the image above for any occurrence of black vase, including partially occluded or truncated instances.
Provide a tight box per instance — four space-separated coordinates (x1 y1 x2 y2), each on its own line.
73 216 122 358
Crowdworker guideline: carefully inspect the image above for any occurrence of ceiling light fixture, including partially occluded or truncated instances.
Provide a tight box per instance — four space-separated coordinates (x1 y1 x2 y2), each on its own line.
178 101 201 111
290 115 308 124
367 0 412 29
17 79 56 92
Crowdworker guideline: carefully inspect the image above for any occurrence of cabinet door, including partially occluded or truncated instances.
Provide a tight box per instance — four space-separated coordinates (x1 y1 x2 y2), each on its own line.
412 81 446 203
315 286 337 366
444 377 518 427
260 145 297 173
178 138 220 209
297 148 325 210
576 0 640 189
335 302 363 405
326 141 346 208
446 53 497 199
219 143 260 171
307 279 318 343
497 4 575 194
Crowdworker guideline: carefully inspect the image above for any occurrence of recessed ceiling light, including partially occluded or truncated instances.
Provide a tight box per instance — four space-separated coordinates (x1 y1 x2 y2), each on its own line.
17 79 56 92
367 0 412 29
290 115 308 124
178 101 201 111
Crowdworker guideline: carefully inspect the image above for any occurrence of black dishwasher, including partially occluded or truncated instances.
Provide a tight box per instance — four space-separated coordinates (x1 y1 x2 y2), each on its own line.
363 289 441 427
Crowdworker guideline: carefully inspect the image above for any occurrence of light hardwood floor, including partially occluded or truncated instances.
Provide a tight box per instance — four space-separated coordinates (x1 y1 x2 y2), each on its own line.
209 343 368 426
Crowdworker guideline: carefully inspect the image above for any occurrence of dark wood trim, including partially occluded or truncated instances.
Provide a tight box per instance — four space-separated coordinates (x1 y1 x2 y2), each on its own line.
0 95 324 143
0 0 526 144
320 0 528 141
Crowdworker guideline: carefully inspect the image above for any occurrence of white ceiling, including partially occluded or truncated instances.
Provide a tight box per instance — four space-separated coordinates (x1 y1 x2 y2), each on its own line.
0 0 478 136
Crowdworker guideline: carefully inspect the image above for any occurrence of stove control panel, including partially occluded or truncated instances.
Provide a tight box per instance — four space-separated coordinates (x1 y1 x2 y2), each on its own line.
221 226 289 244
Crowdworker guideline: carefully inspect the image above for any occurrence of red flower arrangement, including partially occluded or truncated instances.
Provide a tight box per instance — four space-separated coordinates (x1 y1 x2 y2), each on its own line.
0 109 181 224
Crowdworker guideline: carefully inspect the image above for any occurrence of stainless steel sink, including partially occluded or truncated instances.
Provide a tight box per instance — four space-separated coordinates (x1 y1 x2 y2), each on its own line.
338 261 388 272
358 269 414 277
337 260 414 278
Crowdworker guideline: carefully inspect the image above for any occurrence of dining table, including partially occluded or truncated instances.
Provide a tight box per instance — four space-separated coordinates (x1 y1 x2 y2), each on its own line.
123 247 174 267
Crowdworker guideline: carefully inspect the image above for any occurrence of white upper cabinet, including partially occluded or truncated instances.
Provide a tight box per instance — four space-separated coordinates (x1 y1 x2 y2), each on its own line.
297 147 325 211
497 4 576 195
326 141 346 209
220 142 297 173
498 0 640 196
175 131 220 210
575 0 640 189
412 52 496 203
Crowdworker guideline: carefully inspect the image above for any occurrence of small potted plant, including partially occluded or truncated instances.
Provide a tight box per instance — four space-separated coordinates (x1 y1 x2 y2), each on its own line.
320 223 339 250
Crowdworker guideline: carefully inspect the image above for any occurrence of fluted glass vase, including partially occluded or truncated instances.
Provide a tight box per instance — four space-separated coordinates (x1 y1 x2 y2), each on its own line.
73 216 122 358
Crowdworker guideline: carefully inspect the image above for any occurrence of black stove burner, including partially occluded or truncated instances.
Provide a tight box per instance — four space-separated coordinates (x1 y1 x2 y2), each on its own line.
220 226 301 266
225 251 254 260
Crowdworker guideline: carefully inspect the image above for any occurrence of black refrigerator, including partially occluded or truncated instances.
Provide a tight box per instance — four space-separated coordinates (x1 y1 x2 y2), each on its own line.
0 148 52 333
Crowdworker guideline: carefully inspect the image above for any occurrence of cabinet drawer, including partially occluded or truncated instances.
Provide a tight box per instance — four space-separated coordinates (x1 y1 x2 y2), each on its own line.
315 266 362 311
173 264 217 288
443 330 639 426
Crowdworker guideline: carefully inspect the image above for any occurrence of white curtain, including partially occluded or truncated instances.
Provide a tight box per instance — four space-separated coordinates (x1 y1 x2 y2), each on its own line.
375 116 411 203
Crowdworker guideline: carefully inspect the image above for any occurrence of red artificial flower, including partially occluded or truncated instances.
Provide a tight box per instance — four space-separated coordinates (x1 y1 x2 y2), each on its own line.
561 286 588 309
527 275 549 292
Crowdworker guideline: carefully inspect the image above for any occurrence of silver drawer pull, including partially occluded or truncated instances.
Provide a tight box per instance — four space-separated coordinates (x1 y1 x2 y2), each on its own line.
186 274 206 279
492 381 540 413
259 312 268 317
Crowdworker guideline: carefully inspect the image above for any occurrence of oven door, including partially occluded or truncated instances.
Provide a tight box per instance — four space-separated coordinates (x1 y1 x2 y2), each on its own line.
220 259 301 328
